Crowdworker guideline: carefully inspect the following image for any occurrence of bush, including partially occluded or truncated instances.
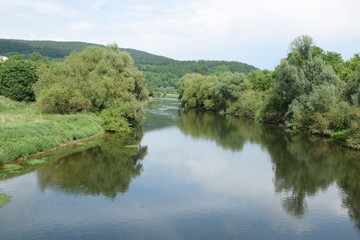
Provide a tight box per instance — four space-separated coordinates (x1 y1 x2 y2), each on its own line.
228 90 264 118
0 60 38 102
100 108 130 132
347 108 360 149
285 84 351 135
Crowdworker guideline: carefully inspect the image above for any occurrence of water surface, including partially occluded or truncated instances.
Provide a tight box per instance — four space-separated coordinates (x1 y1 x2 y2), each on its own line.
1 98 360 239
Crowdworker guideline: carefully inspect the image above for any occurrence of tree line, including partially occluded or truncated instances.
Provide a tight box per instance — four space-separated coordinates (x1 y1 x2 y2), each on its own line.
0 38 257 96
179 36 360 149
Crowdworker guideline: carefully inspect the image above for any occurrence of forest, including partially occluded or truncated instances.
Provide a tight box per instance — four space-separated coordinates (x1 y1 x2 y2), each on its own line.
179 36 360 149
0 38 256 95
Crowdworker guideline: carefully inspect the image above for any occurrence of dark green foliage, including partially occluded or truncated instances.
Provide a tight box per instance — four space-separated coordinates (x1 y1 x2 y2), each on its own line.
260 91 288 123
0 60 38 102
0 39 102 59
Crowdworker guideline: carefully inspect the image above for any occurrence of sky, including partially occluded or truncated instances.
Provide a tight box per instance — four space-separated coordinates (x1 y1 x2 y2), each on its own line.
1 0 360 69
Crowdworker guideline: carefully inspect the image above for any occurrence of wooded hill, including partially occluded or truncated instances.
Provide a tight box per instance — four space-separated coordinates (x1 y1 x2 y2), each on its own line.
0 38 257 93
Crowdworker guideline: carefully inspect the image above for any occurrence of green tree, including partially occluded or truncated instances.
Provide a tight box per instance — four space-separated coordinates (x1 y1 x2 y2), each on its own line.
178 73 217 109
344 68 360 106
246 69 276 91
34 44 148 131
212 72 249 111
273 36 340 122
0 59 38 102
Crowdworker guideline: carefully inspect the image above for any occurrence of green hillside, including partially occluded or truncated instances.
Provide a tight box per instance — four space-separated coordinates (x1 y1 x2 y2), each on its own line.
0 38 257 93
0 39 102 58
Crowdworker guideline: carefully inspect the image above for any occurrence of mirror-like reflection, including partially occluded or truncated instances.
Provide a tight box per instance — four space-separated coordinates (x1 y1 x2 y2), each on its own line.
37 128 147 199
0 193 11 208
0 98 360 240
178 108 360 230
143 98 181 132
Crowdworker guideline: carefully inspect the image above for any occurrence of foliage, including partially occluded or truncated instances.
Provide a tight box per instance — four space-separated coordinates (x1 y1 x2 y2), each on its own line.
347 109 360 149
212 72 249 111
0 59 38 102
344 67 360 106
99 108 131 132
273 36 341 123
177 35 360 150
178 73 217 109
246 69 276 91
228 90 264 118
34 45 148 131
339 54 360 81
287 84 350 135
259 91 288 123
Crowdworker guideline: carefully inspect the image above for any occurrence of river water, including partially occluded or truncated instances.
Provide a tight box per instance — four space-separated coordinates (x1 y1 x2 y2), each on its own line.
0 98 360 239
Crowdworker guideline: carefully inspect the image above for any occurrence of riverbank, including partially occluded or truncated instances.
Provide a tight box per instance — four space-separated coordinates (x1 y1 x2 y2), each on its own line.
0 98 104 164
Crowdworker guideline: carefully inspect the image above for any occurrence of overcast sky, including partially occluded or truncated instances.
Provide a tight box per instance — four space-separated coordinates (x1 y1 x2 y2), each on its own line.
1 0 360 69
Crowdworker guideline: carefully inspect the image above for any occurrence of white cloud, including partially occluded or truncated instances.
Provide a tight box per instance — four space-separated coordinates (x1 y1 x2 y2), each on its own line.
0 0 77 17
68 21 94 31
91 0 109 11
1 0 360 68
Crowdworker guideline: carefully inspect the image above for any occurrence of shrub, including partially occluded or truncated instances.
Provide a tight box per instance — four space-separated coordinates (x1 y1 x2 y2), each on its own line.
0 60 38 102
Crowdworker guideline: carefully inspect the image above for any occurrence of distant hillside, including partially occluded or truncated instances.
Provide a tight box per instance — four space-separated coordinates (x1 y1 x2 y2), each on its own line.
0 38 257 93
0 39 102 58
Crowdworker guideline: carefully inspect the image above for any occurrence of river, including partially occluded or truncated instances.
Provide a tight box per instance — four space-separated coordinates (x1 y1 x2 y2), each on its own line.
0 98 360 239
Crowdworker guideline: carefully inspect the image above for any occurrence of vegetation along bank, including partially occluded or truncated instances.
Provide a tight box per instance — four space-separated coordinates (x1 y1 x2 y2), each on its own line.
0 44 148 164
1 35 360 165
179 36 360 149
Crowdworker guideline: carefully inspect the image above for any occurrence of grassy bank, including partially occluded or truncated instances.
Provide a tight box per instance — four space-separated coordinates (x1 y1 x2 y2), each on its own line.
0 98 103 164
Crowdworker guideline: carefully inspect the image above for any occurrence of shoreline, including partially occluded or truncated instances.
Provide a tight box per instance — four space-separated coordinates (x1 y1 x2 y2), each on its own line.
9 132 104 165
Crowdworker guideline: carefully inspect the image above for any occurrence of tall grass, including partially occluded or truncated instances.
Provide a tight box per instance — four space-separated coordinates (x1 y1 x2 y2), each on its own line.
0 98 103 164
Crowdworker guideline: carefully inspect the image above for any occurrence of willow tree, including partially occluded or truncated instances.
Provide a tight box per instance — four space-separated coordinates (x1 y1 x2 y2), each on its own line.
270 36 340 121
34 44 148 131
178 73 217 110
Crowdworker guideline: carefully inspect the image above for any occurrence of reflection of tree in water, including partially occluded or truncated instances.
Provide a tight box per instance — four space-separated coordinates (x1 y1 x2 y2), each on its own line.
266 131 360 231
178 110 264 151
143 99 181 132
178 109 360 231
337 158 360 230
37 128 147 199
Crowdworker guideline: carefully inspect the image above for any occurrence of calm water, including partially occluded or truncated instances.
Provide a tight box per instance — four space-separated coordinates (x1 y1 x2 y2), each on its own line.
1 98 360 239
